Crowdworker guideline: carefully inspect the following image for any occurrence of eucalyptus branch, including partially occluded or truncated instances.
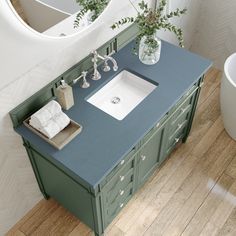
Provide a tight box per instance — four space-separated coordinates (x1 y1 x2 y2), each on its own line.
111 17 135 29
74 0 109 28
111 0 187 50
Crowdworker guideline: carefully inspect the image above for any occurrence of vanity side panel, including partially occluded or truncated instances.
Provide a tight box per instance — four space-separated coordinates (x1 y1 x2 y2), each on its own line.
30 147 96 231
183 76 205 142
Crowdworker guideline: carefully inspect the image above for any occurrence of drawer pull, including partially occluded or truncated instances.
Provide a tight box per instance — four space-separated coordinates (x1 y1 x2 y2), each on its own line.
120 175 125 182
141 155 146 161
120 203 124 208
120 190 124 196
175 138 180 143
181 107 188 113
120 159 125 165
178 123 183 129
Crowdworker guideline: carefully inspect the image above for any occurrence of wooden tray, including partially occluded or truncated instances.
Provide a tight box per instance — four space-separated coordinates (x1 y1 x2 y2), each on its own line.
23 117 82 150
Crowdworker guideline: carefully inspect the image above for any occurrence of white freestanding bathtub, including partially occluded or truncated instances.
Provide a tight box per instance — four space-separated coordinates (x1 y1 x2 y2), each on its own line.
220 53 236 140
19 0 81 33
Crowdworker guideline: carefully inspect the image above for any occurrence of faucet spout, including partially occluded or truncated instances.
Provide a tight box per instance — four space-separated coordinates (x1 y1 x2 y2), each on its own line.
105 56 118 71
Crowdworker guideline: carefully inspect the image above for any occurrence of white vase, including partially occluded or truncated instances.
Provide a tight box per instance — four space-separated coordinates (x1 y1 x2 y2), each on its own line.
139 32 161 65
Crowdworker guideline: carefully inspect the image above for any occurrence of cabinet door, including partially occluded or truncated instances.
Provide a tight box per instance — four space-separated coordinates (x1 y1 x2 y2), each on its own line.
137 125 165 187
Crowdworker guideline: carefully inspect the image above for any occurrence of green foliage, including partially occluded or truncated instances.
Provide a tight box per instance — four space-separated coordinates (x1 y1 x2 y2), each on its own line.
111 0 187 48
74 0 109 28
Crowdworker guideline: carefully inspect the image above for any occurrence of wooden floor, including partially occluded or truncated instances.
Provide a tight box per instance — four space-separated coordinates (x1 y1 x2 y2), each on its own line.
7 68 236 236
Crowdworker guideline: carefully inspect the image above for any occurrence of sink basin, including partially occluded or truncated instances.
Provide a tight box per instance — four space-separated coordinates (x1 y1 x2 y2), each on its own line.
86 70 157 120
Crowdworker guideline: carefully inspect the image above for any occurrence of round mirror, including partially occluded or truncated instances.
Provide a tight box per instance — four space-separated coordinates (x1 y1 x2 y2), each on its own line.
9 0 110 38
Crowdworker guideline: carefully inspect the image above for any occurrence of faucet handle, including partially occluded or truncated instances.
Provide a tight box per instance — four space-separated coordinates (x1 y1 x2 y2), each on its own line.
107 50 116 57
81 71 88 77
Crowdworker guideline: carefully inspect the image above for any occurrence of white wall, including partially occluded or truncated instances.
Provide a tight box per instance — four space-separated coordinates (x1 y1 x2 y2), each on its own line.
191 0 236 69
0 0 201 234
156 0 202 49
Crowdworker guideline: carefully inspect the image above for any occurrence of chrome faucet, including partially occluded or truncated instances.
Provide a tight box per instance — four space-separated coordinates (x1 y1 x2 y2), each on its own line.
73 71 90 88
91 50 118 80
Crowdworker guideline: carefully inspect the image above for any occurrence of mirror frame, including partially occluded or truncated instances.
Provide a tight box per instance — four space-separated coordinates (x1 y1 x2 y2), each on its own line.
6 0 112 39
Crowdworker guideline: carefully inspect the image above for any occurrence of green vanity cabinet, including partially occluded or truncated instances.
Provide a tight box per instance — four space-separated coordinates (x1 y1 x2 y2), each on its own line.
16 80 203 236
14 79 203 236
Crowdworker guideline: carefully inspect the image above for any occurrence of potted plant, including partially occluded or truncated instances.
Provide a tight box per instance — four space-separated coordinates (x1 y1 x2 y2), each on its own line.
111 0 187 65
74 0 109 28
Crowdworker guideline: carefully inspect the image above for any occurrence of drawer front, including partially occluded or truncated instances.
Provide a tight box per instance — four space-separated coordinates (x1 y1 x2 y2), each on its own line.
169 110 191 137
100 148 136 188
171 88 197 125
102 155 135 198
166 125 187 155
171 84 198 113
104 182 133 226
104 168 134 205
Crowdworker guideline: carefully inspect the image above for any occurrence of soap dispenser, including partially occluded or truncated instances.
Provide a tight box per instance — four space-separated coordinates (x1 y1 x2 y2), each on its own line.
56 80 74 110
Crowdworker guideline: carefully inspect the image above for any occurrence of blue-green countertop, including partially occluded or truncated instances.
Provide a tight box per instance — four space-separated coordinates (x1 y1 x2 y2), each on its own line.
16 40 212 190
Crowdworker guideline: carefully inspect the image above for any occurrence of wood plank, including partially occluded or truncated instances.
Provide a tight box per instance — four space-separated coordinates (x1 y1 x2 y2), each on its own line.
28 205 79 235
19 199 60 235
181 174 234 236
225 156 236 179
106 225 125 236
199 179 236 236
68 222 92 236
198 68 222 105
217 208 236 236
6 229 26 236
6 199 58 236
145 139 236 236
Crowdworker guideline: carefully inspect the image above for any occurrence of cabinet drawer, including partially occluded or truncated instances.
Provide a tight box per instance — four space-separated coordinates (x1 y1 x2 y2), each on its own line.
103 168 134 205
169 119 188 142
166 125 186 155
104 182 133 226
102 157 134 193
169 109 191 135
100 148 136 189
172 84 198 113
171 88 197 124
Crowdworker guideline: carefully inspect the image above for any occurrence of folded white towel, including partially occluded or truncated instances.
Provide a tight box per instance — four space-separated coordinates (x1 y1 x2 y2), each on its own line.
29 100 71 139
30 100 62 127
39 120 61 139
52 112 70 130
44 100 62 116
30 109 52 128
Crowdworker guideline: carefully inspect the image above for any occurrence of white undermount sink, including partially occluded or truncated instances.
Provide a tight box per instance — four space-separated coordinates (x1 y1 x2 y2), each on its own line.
86 70 157 120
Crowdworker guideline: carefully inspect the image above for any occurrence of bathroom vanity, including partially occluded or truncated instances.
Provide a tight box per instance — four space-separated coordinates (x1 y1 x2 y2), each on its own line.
10 29 211 236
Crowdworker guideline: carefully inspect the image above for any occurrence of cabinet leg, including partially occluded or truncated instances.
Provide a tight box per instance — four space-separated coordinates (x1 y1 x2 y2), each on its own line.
42 192 50 200
95 232 104 236
182 136 188 143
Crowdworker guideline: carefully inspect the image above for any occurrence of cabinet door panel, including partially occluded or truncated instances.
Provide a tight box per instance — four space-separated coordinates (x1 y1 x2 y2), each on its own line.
138 126 165 186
